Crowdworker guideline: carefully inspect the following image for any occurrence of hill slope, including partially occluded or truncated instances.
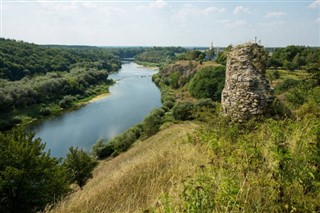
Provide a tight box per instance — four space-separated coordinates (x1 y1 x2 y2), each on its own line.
49 122 208 213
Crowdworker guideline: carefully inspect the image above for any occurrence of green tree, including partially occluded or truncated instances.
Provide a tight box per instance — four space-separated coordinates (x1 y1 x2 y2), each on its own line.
189 66 226 101
0 127 70 213
63 147 98 189
169 71 181 89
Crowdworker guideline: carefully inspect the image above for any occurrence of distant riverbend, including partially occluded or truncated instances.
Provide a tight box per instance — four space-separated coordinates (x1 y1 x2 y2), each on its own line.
30 62 161 158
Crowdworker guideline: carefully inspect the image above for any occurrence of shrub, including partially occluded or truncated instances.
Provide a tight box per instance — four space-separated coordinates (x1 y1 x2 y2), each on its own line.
270 98 292 118
59 95 75 109
275 79 300 93
142 108 164 137
63 147 98 189
40 107 51 116
91 138 114 159
189 66 225 101
195 98 215 109
173 102 195 121
163 100 175 109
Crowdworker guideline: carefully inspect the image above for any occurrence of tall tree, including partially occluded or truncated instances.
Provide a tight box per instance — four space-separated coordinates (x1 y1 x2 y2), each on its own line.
63 147 98 189
0 128 70 213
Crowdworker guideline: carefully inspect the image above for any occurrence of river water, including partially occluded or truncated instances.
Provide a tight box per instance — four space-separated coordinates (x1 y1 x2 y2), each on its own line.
31 62 161 158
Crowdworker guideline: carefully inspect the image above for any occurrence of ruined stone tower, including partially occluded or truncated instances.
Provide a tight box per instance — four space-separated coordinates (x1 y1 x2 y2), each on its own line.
221 43 274 121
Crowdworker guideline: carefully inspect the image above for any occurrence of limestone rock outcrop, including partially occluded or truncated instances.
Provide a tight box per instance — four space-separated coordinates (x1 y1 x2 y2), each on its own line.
221 43 274 121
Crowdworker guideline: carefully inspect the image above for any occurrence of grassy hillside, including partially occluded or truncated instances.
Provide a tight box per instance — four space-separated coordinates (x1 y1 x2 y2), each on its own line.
48 122 208 213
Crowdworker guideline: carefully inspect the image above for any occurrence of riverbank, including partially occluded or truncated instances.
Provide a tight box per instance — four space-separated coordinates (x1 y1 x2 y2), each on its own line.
0 82 114 131
135 60 160 70
88 93 110 103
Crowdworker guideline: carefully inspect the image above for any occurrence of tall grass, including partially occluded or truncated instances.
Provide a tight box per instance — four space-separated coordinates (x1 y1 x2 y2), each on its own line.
156 112 320 212
47 123 209 213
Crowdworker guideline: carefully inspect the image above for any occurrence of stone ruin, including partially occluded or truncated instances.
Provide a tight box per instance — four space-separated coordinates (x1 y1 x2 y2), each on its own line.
221 43 274 121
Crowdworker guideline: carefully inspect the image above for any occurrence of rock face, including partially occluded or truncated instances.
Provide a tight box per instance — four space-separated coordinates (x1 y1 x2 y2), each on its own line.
221 43 274 121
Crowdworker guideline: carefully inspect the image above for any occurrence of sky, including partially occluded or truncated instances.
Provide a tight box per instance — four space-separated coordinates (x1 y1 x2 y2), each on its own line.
0 0 319 47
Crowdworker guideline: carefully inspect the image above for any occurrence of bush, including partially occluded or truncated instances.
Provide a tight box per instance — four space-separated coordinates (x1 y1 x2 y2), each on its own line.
63 147 98 189
275 79 300 93
163 100 175 109
59 95 75 109
195 98 215 109
173 102 195 121
91 138 114 159
40 107 51 116
189 66 225 101
108 125 143 154
270 98 292 118
142 109 164 137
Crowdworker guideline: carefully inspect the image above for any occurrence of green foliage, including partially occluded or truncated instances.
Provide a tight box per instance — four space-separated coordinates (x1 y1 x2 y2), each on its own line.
0 127 70 213
0 38 121 81
59 95 75 109
305 62 320 85
215 51 227 65
169 71 181 89
39 106 51 116
142 108 165 137
172 102 194 121
275 78 300 93
109 125 143 154
91 138 115 159
268 46 320 71
135 47 186 65
63 147 98 189
266 70 280 83
173 114 320 212
189 66 225 101
182 175 216 212
178 50 206 61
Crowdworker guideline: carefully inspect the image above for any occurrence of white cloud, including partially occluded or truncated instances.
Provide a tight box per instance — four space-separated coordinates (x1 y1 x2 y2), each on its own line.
309 0 320 8
150 0 168 9
266 11 286 18
137 0 168 10
177 4 225 19
204 7 225 15
82 2 97 10
216 19 230 24
40 1 78 13
316 17 320 24
260 21 287 27
233 6 250 14
225 20 247 28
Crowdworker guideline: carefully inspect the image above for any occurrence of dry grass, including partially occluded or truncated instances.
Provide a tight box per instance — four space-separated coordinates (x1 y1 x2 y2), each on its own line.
48 122 209 213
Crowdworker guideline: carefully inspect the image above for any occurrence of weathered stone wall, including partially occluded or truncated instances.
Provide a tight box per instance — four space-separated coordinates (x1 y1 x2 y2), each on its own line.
221 43 274 121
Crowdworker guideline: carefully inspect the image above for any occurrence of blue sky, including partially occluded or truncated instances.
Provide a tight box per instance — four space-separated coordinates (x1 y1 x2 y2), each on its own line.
1 0 319 47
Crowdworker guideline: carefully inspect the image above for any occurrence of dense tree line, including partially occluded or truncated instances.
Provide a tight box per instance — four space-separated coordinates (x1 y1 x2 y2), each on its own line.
134 47 186 64
0 66 110 110
268 46 320 71
0 38 121 81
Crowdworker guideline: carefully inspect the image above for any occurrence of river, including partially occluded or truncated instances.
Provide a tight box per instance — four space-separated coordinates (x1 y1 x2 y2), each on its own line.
31 62 161 158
